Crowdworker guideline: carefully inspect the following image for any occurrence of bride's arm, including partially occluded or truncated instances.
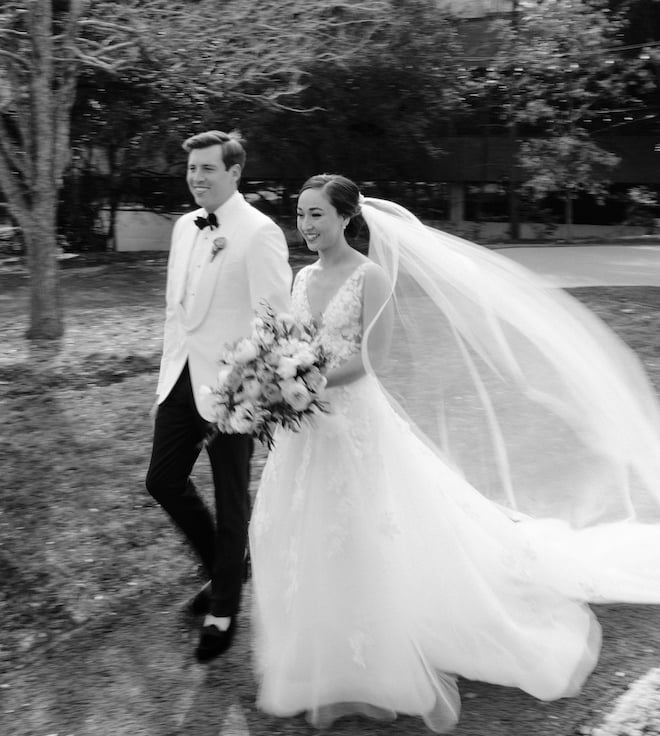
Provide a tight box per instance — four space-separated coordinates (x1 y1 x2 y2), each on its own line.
324 264 393 388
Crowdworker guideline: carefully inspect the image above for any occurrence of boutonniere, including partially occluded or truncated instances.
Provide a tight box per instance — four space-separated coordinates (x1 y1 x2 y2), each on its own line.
211 237 227 261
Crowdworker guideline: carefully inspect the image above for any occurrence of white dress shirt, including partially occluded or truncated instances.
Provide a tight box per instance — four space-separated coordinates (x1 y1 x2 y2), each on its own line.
183 226 216 312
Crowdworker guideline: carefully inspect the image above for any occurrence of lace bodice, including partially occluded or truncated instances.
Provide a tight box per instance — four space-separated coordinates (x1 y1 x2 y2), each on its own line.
292 263 369 370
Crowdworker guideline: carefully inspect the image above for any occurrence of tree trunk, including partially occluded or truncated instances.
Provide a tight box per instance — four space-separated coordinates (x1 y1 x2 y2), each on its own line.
24 210 63 340
19 0 83 338
507 123 520 241
508 184 521 241
564 191 573 242
107 198 118 251
21 1 64 339
507 2 521 242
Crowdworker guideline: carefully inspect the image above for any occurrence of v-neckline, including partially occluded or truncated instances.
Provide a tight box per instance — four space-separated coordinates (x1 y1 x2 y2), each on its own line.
304 262 368 323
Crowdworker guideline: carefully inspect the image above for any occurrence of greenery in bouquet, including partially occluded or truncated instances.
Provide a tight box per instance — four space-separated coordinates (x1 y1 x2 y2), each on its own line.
201 304 329 448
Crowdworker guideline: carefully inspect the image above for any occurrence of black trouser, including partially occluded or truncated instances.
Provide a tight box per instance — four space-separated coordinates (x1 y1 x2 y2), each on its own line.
145 363 252 617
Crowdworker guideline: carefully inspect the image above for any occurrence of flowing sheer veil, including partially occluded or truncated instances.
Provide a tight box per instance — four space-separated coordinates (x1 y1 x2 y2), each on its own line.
360 196 660 529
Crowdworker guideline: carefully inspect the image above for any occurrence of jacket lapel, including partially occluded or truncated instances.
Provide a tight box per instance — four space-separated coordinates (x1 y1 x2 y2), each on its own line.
174 217 199 307
184 194 247 331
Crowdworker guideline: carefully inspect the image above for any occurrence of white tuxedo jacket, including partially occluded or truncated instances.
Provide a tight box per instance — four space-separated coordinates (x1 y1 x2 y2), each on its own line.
156 191 292 420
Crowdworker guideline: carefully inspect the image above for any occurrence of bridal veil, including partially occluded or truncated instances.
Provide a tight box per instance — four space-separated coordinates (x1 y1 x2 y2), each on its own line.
360 198 660 541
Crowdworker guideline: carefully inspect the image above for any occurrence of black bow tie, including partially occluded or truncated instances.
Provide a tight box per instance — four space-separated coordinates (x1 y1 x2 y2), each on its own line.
194 212 218 230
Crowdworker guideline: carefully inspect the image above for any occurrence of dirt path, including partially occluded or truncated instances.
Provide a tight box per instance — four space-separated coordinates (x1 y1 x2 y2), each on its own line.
3 583 659 736
3 251 660 735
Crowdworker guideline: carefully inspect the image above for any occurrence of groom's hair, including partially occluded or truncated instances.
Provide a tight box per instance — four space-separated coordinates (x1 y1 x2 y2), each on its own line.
182 130 246 174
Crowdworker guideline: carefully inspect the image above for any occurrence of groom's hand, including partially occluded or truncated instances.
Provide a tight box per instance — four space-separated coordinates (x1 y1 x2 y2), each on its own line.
149 398 159 427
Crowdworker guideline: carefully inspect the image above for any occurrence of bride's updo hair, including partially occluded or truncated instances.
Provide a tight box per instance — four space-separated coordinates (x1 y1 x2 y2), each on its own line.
299 174 366 243
299 174 361 219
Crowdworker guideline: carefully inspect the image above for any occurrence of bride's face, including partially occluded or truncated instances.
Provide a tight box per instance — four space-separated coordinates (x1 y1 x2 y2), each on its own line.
296 188 346 253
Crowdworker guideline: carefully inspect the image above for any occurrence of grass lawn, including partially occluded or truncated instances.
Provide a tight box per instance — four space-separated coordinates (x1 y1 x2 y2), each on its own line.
1 249 660 684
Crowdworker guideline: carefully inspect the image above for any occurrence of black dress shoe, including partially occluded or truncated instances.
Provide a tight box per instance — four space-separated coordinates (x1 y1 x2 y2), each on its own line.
195 618 236 662
185 581 212 616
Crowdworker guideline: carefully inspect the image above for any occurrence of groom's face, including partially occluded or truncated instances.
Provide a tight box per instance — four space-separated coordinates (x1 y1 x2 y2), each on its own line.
187 144 239 213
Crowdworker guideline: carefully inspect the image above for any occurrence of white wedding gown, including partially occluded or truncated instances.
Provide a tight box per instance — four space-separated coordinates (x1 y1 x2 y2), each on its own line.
249 263 660 732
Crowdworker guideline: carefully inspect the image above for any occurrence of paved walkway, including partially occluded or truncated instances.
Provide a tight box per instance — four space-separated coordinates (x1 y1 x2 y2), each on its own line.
497 244 660 287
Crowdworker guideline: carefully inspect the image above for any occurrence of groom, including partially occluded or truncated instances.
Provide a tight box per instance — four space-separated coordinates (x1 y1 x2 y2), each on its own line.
146 130 292 661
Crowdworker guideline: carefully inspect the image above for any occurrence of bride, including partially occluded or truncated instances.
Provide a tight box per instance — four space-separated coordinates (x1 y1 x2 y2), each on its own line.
248 174 660 733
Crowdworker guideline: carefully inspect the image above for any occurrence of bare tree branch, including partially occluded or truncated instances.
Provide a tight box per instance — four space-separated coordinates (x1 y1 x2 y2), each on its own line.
27 0 54 197
76 19 137 33
53 0 86 181
0 28 29 40
0 117 29 174
0 49 31 68
0 143 29 220
77 40 137 56
71 48 131 72
0 0 398 339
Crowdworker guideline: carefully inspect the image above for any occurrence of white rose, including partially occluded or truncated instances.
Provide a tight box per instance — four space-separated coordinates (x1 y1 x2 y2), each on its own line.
229 415 254 434
233 338 259 364
261 382 282 404
280 378 312 412
228 404 255 434
216 365 233 389
295 346 317 369
275 338 294 357
242 377 262 400
276 356 299 380
264 350 281 367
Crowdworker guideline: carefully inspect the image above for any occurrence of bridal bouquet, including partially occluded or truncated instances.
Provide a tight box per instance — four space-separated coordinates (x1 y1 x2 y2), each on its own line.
201 304 329 448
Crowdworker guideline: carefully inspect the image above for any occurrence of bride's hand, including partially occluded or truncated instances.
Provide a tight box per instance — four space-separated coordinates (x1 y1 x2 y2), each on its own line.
323 357 366 388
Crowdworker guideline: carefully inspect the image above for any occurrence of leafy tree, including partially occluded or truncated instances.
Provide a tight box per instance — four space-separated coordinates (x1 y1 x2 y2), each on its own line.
464 0 655 238
1 1 83 338
518 133 619 237
219 3 466 190
65 0 464 243
610 0 660 116
0 0 391 339
65 67 192 251
624 185 659 230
